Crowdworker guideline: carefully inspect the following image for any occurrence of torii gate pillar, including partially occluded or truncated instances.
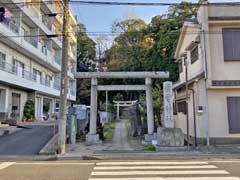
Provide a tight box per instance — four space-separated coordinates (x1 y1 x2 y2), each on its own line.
86 78 101 144
145 78 154 137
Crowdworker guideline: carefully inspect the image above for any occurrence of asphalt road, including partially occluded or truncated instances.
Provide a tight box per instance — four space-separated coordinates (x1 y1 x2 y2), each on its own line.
0 125 53 155
1 160 240 180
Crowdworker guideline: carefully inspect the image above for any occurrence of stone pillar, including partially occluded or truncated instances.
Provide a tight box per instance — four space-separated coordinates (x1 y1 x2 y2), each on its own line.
163 81 174 128
87 78 101 144
89 78 98 135
145 78 154 135
117 103 120 120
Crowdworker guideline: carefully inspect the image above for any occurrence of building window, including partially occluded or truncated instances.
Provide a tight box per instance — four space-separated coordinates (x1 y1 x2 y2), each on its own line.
178 60 183 73
13 59 24 77
223 28 240 61
190 46 199 64
176 101 187 115
227 97 240 133
0 52 6 69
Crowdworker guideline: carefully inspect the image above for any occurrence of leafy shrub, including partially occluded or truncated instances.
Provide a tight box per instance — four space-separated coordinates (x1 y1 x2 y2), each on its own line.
23 100 35 121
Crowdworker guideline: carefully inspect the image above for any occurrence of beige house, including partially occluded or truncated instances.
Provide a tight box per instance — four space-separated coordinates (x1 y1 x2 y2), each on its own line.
0 0 77 122
173 0 240 144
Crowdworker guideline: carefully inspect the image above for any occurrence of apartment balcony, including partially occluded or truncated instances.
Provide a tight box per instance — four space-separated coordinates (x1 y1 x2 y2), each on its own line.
20 6 62 48
0 62 59 97
0 22 61 73
42 0 57 13
0 62 76 101
68 87 76 101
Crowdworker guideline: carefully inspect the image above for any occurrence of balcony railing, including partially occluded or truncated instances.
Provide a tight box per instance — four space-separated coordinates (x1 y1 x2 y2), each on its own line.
40 77 51 87
1 19 19 34
55 58 61 65
0 62 76 97
53 79 61 90
0 61 54 88
24 36 38 48
42 15 52 30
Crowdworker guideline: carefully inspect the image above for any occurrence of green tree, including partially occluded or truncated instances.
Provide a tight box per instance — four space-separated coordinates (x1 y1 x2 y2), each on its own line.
107 19 150 71
146 2 197 81
105 1 197 120
113 93 124 102
76 23 96 104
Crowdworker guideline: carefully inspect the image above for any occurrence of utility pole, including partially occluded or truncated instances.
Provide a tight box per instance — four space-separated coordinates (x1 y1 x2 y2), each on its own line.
58 0 70 155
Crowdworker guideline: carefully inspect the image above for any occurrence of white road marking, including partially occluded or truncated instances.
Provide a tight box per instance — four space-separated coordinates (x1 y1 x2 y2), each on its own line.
210 160 240 163
96 162 209 166
94 165 217 170
91 170 229 176
16 162 95 165
89 178 240 180
0 162 16 170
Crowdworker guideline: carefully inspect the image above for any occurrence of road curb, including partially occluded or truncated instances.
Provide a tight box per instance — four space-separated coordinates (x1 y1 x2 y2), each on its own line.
55 152 240 161
39 134 58 155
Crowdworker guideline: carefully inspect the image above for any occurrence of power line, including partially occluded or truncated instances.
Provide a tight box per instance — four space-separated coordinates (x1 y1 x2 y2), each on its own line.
70 1 240 6
1 1 240 7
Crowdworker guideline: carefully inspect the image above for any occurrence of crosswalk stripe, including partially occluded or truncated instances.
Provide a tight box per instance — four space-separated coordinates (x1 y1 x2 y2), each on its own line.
94 165 217 170
0 162 15 170
89 177 240 180
96 162 209 166
91 170 229 176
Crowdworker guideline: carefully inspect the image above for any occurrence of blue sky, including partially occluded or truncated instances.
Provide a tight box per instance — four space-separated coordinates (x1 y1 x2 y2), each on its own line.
71 0 239 40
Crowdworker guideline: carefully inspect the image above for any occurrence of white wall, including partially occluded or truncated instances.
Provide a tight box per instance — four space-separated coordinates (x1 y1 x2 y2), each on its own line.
208 89 240 138
209 25 240 81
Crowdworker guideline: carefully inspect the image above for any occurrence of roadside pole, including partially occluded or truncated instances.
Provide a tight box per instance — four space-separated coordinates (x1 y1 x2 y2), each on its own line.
58 0 70 155
106 91 108 122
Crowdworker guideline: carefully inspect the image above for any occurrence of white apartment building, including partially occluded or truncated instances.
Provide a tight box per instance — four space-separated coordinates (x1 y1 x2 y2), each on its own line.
0 0 77 122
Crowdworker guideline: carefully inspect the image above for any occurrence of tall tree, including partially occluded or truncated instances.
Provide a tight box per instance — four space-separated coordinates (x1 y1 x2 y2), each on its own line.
105 1 197 120
76 23 96 104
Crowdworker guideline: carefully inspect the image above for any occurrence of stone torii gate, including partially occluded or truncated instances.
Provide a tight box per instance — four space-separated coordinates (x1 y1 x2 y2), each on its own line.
113 100 138 120
74 72 169 144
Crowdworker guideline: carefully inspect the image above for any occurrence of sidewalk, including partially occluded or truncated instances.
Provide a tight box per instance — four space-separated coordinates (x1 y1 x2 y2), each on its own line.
58 144 240 160
58 119 240 160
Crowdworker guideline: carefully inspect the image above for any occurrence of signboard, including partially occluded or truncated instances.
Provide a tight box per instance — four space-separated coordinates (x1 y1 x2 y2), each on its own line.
75 105 87 120
163 81 174 128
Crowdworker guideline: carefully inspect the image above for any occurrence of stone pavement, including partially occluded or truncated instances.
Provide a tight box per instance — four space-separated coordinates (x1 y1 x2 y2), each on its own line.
103 120 143 152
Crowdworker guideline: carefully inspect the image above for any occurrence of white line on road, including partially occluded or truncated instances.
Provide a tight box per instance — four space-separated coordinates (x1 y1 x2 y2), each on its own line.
89 177 240 180
16 162 95 165
210 160 240 163
0 162 16 170
96 162 209 166
94 165 217 170
91 170 229 176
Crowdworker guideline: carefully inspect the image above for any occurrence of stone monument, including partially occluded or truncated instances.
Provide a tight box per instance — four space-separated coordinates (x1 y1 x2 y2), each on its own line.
157 81 184 147
163 81 174 128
